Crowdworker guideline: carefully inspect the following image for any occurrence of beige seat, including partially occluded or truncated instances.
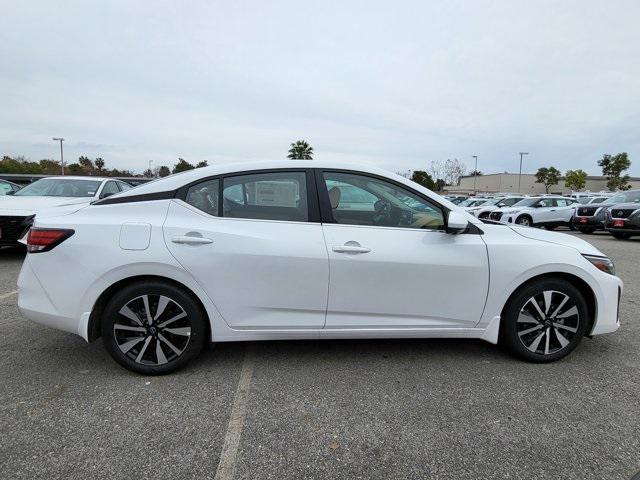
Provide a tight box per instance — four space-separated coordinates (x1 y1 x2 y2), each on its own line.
328 186 341 210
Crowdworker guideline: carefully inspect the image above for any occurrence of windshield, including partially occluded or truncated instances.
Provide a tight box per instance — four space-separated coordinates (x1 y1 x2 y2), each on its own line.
15 178 101 197
511 197 540 207
484 197 505 206
609 191 640 204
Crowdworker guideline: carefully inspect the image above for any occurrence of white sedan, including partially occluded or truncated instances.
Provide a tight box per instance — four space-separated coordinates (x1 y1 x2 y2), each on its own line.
0 176 131 247
18 161 622 374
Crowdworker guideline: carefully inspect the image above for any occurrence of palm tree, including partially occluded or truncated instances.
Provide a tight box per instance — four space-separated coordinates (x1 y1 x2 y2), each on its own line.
287 140 314 160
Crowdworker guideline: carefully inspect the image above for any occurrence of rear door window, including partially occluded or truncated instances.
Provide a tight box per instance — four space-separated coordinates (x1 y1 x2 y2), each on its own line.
222 172 308 222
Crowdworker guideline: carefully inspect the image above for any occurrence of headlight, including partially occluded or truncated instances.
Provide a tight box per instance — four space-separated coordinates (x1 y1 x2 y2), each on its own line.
582 254 616 275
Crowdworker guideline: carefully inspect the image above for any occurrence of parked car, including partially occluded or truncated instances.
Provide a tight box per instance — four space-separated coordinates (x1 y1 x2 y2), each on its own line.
0 176 131 247
18 161 621 374
572 190 640 234
603 190 640 240
466 196 525 218
489 196 578 229
0 179 22 195
458 198 490 208
446 196 468 205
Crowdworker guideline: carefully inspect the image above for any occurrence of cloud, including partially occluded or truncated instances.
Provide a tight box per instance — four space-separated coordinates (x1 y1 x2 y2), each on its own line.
1 0 639 175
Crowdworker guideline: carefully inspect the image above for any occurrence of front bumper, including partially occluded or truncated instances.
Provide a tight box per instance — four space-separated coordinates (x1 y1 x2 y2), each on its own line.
590 271 623 335
0 215 33 246
573 216 604 229
605 217 640 235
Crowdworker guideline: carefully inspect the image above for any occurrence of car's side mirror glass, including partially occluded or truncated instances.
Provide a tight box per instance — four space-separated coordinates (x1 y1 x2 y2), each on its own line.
6 190 15 196
101 191 115 199
446 211 468 234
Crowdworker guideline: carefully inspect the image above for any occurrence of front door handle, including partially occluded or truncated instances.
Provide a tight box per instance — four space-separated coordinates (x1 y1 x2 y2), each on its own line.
332 241 371 254
172 235 213 245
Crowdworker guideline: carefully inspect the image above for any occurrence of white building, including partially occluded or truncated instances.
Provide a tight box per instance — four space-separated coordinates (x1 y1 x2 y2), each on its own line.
444 173 640 195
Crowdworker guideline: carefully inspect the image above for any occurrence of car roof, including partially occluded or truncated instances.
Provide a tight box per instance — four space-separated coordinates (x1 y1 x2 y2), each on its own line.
108 160 421 199
36 176 110 182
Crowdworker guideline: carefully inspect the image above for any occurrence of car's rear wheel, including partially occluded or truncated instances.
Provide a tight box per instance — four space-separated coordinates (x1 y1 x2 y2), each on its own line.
501 279 589 362
515 215 532 227
101 281 208 375
610 231 631 240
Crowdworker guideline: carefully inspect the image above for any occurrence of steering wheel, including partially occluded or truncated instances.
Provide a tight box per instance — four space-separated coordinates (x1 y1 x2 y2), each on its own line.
372 200 392 225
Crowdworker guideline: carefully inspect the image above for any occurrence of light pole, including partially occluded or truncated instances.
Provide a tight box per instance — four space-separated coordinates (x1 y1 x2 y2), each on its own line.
518 152 529 193
472 155 478 194
148 160 154 177
52 137 65 175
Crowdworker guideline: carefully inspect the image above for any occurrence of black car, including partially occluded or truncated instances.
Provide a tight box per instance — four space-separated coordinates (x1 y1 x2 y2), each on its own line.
573 190 640 234
605 195 640 239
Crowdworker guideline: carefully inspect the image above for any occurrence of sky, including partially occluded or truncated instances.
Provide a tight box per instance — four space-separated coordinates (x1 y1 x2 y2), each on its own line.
1 0 639 176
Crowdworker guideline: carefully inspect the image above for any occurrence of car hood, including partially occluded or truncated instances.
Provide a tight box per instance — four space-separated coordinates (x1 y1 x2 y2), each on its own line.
509 225 603 256
609 203 640 210
0 196 92 215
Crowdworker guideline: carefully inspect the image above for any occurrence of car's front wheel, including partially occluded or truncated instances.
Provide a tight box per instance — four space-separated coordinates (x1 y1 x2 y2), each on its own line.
501 279 589 362
515 215 533 227
101 281 208 375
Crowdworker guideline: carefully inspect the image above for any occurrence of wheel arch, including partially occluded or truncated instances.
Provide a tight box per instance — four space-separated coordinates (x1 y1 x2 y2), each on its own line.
87 275 211 342
515 213 533 225
499 272 597 337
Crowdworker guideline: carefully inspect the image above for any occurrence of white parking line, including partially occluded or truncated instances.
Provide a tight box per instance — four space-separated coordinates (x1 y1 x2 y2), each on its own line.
0 290 18 301
214 347 254 480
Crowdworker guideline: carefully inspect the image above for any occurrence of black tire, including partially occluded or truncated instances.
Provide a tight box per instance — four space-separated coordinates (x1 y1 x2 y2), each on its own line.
610 231 631 240
501 279 589 362
515 215 533 227
101 281 208 375
544 225 556 231
578 228 595 234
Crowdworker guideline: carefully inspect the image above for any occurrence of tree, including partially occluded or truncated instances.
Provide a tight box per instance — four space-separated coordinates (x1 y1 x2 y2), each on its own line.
287 140 313 160
78 156 95 175
39 159 61 175
434 179 446 192
196 160 209 168
143 168 154 178
598 152 632 191
172 158 195 174
443 158 467 185
158 165 171 177
95 158 105 173
67 163 83 175
535 166 561 193
410 170 435 190
564 169 588 191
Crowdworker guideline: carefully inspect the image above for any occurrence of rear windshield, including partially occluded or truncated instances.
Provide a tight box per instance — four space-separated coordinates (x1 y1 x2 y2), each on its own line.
15 178 101 197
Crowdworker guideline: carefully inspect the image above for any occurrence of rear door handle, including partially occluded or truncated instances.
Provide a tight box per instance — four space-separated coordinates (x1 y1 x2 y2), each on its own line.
332 244 371 254
171 236 213 245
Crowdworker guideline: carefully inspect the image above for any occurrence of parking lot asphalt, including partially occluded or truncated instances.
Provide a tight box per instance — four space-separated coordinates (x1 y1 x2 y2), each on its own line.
1 231 639 480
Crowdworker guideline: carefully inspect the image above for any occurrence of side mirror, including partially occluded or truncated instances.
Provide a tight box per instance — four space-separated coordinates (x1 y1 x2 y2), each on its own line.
100 191 115 199
446 211 469 234
6 191 15 196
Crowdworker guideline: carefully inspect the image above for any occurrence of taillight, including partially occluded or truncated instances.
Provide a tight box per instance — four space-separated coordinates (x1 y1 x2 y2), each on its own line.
26 228 75 253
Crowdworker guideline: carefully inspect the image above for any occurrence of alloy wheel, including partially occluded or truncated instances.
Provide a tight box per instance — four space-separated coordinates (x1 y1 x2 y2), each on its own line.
516 290 580 355
517 217 531 226
114 294 191 366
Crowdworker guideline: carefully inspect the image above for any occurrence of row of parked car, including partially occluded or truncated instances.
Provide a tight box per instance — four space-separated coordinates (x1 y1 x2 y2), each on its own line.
445 190 640 240
0 176 132 247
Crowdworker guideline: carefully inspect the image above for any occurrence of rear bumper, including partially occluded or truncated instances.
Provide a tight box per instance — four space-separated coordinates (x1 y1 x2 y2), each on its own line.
17 257 89 340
